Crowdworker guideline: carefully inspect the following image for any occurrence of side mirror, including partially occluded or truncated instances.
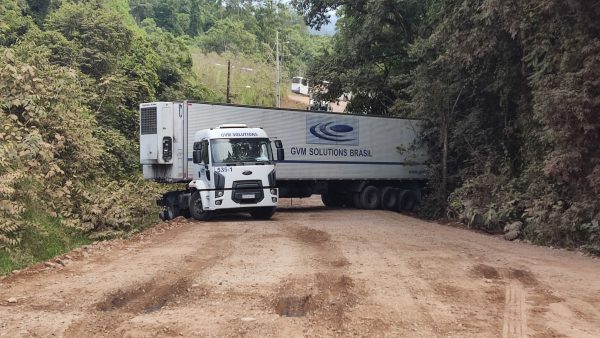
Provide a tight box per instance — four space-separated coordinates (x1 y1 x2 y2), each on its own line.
192 149 202 164
273 140 284 161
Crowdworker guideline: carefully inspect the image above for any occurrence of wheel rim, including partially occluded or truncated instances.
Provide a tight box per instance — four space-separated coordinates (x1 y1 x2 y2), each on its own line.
368 191 377 205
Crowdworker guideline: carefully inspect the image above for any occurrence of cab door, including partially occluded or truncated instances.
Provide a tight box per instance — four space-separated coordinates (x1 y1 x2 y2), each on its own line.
193 140 213 189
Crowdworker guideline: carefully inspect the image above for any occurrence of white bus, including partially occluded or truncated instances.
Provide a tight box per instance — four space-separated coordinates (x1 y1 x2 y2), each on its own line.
291 76 309 95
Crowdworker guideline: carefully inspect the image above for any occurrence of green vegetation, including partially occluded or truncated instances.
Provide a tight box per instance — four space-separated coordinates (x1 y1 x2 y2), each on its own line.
295 0 600 252
0 0 327 274
0 210 91 273
128 0 329 105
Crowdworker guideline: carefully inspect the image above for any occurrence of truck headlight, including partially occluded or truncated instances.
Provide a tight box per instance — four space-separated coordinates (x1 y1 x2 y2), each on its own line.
216 190 224 198
270 189 277 195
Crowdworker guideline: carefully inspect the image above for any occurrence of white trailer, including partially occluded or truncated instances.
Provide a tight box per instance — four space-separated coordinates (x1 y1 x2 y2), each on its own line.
139 101 429 218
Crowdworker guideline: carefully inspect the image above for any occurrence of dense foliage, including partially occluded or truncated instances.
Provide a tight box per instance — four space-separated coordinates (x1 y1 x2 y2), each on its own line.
0 0 215 258
129 0 330 79
295 0 600 252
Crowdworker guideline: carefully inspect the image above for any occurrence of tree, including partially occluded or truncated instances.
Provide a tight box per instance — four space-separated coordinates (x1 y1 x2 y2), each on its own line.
45 2 133 78
189 0 201 36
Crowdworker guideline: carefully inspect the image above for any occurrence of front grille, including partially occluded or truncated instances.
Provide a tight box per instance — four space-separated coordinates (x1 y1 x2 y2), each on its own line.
232 180 264 204
140 107 157 135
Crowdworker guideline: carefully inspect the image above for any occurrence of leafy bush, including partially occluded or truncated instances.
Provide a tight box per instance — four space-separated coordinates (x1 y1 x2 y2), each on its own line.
525 198 600 249
448 174 523 232
74 179 162 232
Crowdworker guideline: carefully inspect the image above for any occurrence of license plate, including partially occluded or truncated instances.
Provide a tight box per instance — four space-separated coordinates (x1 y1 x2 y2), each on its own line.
242 194 255 199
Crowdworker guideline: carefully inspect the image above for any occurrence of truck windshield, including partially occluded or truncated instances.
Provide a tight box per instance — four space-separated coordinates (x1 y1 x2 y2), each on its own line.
211 138 273 165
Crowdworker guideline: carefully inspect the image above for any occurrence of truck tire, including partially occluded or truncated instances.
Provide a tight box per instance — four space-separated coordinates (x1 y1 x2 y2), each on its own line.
397 190 418 212
360 186 380 210
165 203 179 220
189 191 211 221
250 207 276 220
380 187 398 210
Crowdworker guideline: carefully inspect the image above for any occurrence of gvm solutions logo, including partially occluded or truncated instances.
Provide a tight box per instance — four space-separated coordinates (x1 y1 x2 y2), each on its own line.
306 116 359 145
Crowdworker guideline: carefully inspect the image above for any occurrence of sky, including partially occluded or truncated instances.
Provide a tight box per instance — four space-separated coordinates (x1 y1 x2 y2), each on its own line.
309 11 338 36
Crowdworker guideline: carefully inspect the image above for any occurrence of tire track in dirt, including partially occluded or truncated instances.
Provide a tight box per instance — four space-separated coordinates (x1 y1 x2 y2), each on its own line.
470 263 567 337
270 225 360 333
64 233 236 337
503 281 527 338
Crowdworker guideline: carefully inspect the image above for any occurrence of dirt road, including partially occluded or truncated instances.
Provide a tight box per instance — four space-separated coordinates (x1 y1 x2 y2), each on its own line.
1 197 599 337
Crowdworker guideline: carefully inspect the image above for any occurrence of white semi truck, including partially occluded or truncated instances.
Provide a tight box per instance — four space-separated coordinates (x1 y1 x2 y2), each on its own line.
139 101 428 220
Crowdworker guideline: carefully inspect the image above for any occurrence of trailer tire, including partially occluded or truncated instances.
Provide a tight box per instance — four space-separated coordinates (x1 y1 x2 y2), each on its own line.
380 187 398 210
189 191 211 221
250 207 276 220
360 186 380 210
397 190 418 212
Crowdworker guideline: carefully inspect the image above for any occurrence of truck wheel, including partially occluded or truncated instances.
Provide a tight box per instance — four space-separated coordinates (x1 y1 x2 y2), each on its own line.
360 186 380 210
165 203 179 220
250 207 276 220
397 190 418 212
380 187 398 210
189 191 211 221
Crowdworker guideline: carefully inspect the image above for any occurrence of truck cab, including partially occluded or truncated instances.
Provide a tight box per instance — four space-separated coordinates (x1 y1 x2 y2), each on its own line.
186 124 279 220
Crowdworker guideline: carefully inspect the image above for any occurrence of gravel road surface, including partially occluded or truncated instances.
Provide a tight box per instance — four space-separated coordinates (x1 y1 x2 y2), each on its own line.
1 197 599 337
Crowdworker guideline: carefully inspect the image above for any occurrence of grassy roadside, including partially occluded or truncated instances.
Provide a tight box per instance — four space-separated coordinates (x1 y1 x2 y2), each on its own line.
0 209 160 275
0 210 91 274
191 49 297 107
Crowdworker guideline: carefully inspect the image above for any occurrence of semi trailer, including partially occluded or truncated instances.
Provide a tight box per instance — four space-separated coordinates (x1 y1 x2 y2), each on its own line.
139 101 429 220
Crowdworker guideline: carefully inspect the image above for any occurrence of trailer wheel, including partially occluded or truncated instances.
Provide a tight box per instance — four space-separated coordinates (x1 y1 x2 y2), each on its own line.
360 186 380 210
397 190 418 212
250 207 276 220
189 191 211 221
380 187 398 210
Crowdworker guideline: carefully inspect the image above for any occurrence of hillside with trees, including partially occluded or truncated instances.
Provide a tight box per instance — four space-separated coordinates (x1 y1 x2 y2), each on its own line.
0 0 326 273
294 0 600 252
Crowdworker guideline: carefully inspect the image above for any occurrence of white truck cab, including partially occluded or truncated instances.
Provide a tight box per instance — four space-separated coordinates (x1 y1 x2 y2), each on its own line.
186 124 279 220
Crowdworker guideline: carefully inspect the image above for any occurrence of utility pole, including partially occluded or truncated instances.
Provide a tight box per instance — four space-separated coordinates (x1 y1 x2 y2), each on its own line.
226 60 231 104
275 31 281 108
